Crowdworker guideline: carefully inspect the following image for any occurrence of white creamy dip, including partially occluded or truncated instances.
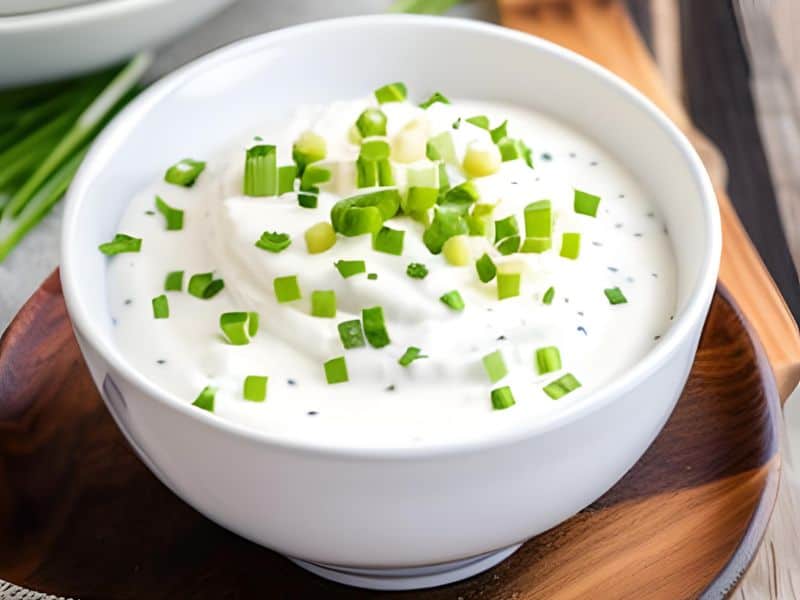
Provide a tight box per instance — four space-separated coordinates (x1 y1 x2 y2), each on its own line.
106 93 677 448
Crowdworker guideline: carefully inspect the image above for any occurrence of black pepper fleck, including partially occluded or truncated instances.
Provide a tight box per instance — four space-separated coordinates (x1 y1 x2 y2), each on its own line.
607 266 619 272
307 411 318 416
634 233 643 238
618 194 625 199
626 276 635 283
124 299 132 305
592 241 603 247
112 318 118 326
156 359 166 365
541 152 553 161
646 211 655 218
577 326 588 336
386 384 396 392
510 181 518 185
654 335 661 341
615 223 624 229
651 273 658 278
589 161 598 167
569 152 576 158
287 378 297 386
145 210 155 216
577 311 584 317
497 335 507 341
669 315 674 320
368 273 378 280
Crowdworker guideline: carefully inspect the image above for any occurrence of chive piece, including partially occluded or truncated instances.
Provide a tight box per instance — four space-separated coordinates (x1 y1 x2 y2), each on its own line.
524 200 551 238
497 272 521 300
560 233 581 260
359 139 391 161
335 259 366 278
439 181 479 215
301 164 332 190
374 82 407 104
164 270 183 291
496 236 520 255
425 132 457 164
521 141 535 168
165 158 205 187
543 373 582 399
419 92 450 109
330 189 401 236
188 273 224 299
475 253 497 283
362 306 391 348
398 346 428 366
298 190 318 208
494 215 520 242
467 203 495 238
405 186 438 213
463 141 502 178
292 130 327 175
192 385 217 412
452 117 462 129
377 158 395 186
574 189 601 217
155 195 184 231
542 286 555 305
406 262 429 279
255 231 291 253
490 120 508 144
372 225 405 255
311 290 337 318
442 234 471 266
305 222 336 254
496 137 527 162
604 287 628 305
440 290 465 311
465 115 490 129
243 144 277 196
535 346 562 375
152 294 169 319
356 156 378 188
423 209 468 254
482 350 508 383
338 319 366 349
367 273 378 280
324 356 349 384
273 275 301 303
243 375 268 402
520 237 551 254
491 386 516 410
278 165 297 195
356 108 388 137
98 233 141 255
220 311 259 345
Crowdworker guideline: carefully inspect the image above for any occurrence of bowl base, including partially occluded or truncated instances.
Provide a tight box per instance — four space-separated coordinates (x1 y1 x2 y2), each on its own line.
288 543 522 591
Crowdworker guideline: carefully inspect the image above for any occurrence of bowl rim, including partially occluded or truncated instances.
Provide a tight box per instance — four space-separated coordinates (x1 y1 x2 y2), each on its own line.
61 14 722 459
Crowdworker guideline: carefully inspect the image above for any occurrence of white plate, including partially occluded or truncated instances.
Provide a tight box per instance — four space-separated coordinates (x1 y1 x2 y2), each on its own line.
0 0 101 17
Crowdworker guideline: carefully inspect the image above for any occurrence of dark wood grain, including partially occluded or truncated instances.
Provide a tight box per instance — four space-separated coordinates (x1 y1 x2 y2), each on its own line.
0 271 781 599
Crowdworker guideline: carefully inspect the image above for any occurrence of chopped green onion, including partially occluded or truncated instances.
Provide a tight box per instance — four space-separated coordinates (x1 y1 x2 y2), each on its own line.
535 346 562 375
423 209 469 254
300 164 331 190
273 275 301 303
560 233 581 260
243 375 268 402
391 119 427 163
377 158 394 185
356 156 378 188
390 0 461 14
374 82 407 104
334 259 366 278
490 120 508 143
452 117 462 129
278 165 297 195
463 141 501 178
496 236 520 255
219 311 259 345
604 287 628 305
324 356 349 384
98 233 141 255
362 306 391 348
356 108 388 137
542 286 555 305
188 272 224 299
425 131 457 164
496 137 527 162
467 203 495 238
152 294 169 319
243 144 277 196
491 386 516 410
440 290 465 311
419 92 450 108
406 262 429 279
359 139 391 161
439 181 479 215
521 141 534 168
255 231 291 253
311 290 337 318
520 237 551 254
164 270 184 291
372 226 405 255
305 222 336 254
165 158 205 187
154 195 183 231
465 115 489 129
574 189 601 217
497 272 521 300
331 189 400 236
292 130 326 175
192 386 216 412
475 253 497 283
398 346 428 366
298 190 318 208
524 200 551 238
338 319 366 349
543 373 582 399
367 272 378 280
404 186 438 213
442 234 471 266
495 215 520 241
482 350 508 383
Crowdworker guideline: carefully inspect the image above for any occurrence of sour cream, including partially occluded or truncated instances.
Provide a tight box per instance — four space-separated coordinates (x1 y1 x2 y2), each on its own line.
106 96 676 448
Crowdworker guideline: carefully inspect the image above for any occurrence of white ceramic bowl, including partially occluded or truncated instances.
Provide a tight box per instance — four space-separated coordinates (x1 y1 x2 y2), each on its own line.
0 0 235 87
61 15 721 591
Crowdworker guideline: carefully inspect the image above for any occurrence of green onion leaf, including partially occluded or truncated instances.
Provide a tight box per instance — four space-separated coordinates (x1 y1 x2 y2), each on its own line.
243 375 268 402
465 115 490 129
330 189 401 236
560 232 581 260
495 215 520 241
301 164 331 190
372 225 405 255
292 130 326 176
255 231 291 253
368 272 378 280
362 306 391 348
356 108 388 137
311 290 337 318
496 236 520 255
419 92 450 109
98 233 141 255
359 139 391 161
243 144 277 196
398 346 428 366
497 272 521 300
439 181 479 215
187 272 224 299
324 356 349 384
482 350 508 383
154 195 183 231
298 189 319 208
278 165 297 195
440 290 465 311
604 287 628 305
374 82 407 104
406 262 429 279
165 158 205 187
338 319 366 349
164 270 184 291
542 286 555 305
475 253 497 283
273 275 301 303
574 189 601 217
220 311 259 345
520 237 551 254
423 208 468 254
491 386 516 410
192 385 217 412
543 373 582 399
152 294 169 319
425 131 457 164
535 346 562 375
490 120 508 143
335 259 366 278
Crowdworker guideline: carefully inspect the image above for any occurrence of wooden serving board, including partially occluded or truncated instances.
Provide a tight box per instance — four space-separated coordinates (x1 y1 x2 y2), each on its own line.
0 272 782 599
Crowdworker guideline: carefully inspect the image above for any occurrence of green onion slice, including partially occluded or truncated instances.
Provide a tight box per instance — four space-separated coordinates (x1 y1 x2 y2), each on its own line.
362 306 391 348
300 164 332 190
491 386 516 410
311 290 337 318
152 294 169 319
243 375 268 402
560 232 581 260
188 272 224 299
482 350 508 383
192 385 217 412
324 356 349 384
243 144 277 197
465 115 489 129
255 231 291 253
574 189 601 217
524 200 551 238
335 259 366 278
406 262 429 279
604 287 628 305
359 139 391 161
273 275 301 303
98 233 141 255
419 92 450 109
356 108 388 137
330 189 401 236
165 158 205 187
496 236 520 256
543 373 582 399
372 225 405 255
164 270 184 291
425 131 457 164
490 120 508 143
535 346 562 375
497 272 521 300
495 215 520 242
338 319 366 349
374 82 407 104
475 253 497 283
439 181 479 215
220 311 259 345
155 195 184 231
292 130 326 176
278 165 297 195
398 346 428 366
542 286 555 305
423 209 468 254
440 290 465 311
